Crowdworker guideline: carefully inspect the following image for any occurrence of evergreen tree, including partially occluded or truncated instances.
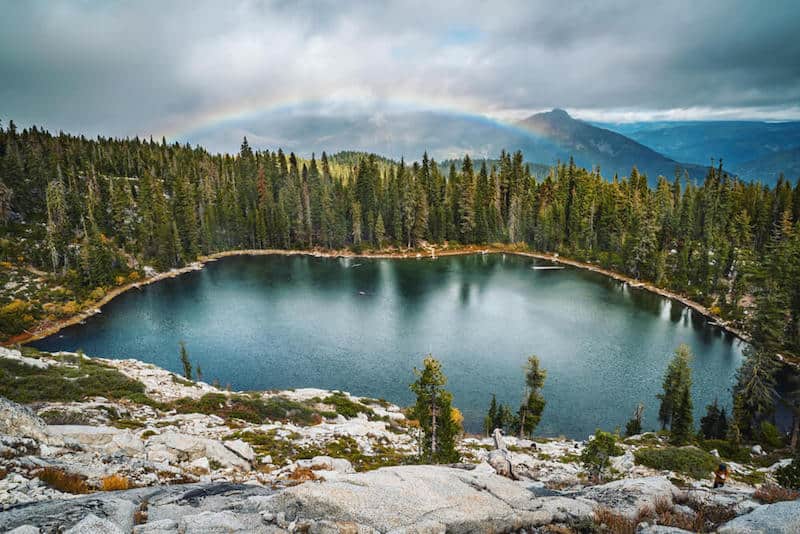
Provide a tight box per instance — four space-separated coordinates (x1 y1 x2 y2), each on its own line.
179 341 192 380
625 403 644 437
409 356 459 463
518 355 546 438
657 344 693 429
670 384 694 445
700 398 729 440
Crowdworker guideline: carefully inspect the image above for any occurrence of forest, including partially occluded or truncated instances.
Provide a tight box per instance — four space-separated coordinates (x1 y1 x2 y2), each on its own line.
1 120 800 442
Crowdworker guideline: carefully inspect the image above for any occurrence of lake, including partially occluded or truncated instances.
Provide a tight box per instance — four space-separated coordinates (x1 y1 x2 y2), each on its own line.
31 253 745 437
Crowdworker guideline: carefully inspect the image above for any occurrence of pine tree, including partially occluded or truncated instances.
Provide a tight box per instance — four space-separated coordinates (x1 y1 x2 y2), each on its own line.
518 355 546 438
625 403 644 437
732 345 779 438
700 398 729 440
410 356 459 463
484 394 499 435
657 344 693 429
179 341 192 380
670 384 694 445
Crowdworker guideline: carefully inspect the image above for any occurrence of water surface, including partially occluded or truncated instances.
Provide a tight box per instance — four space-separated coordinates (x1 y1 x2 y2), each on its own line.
32 254 744 437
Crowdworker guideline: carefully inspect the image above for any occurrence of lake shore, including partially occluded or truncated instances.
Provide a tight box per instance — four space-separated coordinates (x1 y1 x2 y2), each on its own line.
6 244 749 346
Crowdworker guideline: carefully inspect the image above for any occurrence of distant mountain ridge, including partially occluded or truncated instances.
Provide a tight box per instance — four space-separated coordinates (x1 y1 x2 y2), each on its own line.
517 109 708 184
597 120 800 183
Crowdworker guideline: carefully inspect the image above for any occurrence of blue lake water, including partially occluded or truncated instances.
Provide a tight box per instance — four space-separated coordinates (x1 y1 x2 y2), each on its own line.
32 253 745 437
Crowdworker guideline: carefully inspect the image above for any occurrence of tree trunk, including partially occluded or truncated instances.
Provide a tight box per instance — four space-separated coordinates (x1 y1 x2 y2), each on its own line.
791 413 799 450
430 388 437 461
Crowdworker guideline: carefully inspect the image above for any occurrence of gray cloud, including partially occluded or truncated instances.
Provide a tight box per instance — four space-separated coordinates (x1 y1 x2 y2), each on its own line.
1 0 798 152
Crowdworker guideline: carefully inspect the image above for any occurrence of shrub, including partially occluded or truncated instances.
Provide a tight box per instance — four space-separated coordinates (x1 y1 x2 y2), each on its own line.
698 439 750 463
0 299 35 339
775 456 800 490
100 474 131 491
37 467 89 494
0 353 146 403
322 392 375 419
634 446 718 480
580 430 623 482
759 421 784 449
174 393 321 425
754 483 800 504
594 507 636 534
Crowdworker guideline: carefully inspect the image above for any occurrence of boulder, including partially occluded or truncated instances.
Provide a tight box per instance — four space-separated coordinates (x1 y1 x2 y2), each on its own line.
258 464 593 531
148 431 251 471
579 477 679 519
224 439 256 463
717 500 800 533
0 397 55 444
64 514 124 534
178 510 266 533
296 455 355 474
47 425 121 447
106 430 145 456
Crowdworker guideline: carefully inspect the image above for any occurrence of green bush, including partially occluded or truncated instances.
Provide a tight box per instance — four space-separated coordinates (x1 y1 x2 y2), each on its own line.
699 439 750 463
0 352 146 403
580 430 623 482
322 392 375 419
173 393 320 425
759 421 784 449
776 458 800 490
634 446 719 480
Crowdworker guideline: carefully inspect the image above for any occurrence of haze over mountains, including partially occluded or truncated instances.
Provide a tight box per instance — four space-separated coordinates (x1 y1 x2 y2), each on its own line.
200 108 799 185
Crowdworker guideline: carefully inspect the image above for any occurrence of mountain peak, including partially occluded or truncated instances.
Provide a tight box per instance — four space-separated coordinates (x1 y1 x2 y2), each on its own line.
548 108 571 119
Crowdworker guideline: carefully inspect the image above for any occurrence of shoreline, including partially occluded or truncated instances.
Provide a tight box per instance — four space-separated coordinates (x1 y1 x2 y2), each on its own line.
6 245 749 345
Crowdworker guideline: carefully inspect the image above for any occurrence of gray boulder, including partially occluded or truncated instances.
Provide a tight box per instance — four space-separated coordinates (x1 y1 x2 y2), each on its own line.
579 476 679 519
64 514 125 534
258 464 594 531
0 397 56 444
718 500 800 533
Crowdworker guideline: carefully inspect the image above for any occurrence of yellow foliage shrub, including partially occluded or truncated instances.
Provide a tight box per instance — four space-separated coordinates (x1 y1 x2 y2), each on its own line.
128 271 141 281
100 474 131 491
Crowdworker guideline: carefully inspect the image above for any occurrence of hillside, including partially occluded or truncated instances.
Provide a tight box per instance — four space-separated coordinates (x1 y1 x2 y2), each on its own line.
600 121 800 178
518 110 708 184
736 145 800 184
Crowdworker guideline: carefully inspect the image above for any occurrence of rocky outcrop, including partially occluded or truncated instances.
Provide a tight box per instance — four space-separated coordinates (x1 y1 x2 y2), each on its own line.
259 464 595 531
717 500 800 533
578 476 680 519
0 397 56 445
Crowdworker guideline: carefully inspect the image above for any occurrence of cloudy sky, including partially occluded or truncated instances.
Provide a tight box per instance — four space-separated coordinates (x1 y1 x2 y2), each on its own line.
2 0 799 153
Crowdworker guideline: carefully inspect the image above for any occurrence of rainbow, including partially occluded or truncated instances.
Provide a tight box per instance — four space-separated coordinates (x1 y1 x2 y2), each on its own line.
156 94 546 147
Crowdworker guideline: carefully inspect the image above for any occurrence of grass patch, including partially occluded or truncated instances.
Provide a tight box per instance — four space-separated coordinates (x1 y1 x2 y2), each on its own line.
634 446 718 480
100 474 131 491
322 392 375 419
37 467 89 494
231 430 411 471
173 393 321 425
558 452 580 464
0 352 147 404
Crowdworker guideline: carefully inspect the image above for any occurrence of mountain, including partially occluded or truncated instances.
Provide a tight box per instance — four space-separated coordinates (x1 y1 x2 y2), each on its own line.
597 120 800 180
736 146 800 184
517 109 708 183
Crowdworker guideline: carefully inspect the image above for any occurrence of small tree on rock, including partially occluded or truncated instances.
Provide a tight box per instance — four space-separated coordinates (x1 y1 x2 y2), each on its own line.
518 355 546 438
179 341 192 380
580 430 623 483
625 403 644 437
410 355 459 463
